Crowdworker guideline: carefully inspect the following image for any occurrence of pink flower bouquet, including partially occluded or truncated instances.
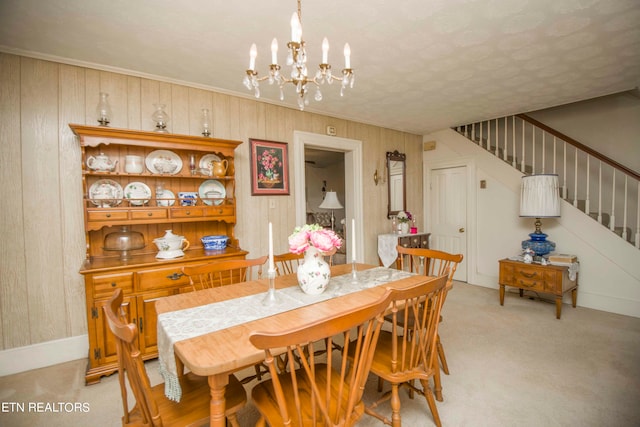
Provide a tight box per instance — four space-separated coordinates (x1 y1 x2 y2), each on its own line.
288 224 342 255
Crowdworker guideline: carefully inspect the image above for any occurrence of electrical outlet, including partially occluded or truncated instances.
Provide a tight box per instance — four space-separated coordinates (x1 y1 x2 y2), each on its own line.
326 125 337 136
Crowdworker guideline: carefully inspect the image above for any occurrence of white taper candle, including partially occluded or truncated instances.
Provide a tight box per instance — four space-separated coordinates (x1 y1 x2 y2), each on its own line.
268 222 275 272
351 218 356 262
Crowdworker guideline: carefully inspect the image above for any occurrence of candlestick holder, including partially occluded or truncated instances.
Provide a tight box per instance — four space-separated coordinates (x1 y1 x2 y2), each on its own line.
351 260 360 285
261 269 279 306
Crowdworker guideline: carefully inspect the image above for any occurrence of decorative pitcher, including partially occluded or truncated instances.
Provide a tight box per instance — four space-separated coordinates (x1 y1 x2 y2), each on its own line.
211 159 228 177
296 247 331 295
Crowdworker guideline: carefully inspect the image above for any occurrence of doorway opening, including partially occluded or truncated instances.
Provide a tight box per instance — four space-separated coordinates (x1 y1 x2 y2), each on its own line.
293 131 363 263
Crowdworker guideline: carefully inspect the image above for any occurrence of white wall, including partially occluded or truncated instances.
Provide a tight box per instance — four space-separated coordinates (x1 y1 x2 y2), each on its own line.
528 91 640 173
423 129 640 318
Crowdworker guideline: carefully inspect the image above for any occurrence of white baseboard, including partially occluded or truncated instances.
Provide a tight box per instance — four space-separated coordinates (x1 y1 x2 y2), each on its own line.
0 334 88 377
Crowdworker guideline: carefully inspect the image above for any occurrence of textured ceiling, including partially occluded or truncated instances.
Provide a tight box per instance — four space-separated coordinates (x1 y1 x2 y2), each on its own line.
0 0 638 135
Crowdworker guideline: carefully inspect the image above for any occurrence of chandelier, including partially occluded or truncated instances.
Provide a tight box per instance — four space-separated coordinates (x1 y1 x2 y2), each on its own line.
242 0 354 110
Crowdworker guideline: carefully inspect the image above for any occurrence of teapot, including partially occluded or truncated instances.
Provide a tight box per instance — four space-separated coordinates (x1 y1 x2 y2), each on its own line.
87 152 118 172
153 230 190 259
211 159 228 177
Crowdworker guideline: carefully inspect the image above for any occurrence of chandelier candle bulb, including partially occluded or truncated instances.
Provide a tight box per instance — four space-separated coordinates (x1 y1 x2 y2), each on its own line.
249 44 257 71
322 37 329 63
291 12 301 43
344 43 351 69
271 38 278 64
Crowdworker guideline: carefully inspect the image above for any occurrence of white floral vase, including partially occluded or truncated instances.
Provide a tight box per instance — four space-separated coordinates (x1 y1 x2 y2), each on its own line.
400 222 409 234
297 247 331 295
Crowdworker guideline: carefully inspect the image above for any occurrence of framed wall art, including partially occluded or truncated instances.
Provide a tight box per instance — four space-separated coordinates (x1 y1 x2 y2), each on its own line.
250 138 290 195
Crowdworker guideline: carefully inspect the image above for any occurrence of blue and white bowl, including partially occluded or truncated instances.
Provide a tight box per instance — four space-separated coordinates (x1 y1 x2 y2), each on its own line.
201 235 228 250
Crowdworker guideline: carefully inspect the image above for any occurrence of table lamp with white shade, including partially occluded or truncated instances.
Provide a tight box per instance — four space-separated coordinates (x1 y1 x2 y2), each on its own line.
520 174 561 256
318 191 343 231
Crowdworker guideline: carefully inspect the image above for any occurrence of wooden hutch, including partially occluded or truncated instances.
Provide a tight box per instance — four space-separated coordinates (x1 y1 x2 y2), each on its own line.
71 124 247 384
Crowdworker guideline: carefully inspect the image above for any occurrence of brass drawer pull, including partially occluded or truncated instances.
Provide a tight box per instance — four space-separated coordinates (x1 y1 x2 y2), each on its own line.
111 282 117 287
106 213 111 218
518 279 538 287
519 270 537 279
148 212 153 216
186 210 191 215
166 272 184 280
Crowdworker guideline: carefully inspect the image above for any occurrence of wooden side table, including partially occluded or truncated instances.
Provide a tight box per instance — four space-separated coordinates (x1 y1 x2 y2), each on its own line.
498 258 578 319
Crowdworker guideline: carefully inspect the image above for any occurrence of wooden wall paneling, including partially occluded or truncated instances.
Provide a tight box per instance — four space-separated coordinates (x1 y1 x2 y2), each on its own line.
21 57 67 343
59 64 89 336
170 84 189 136
127 76 142 130
234 98 257 254
0 53 29 349
0 55 429 353
227 96 242 142
212 92 231 139
84 69 100 127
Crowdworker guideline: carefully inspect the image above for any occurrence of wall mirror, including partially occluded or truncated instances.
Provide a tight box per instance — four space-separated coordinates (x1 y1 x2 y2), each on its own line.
387 150 406 218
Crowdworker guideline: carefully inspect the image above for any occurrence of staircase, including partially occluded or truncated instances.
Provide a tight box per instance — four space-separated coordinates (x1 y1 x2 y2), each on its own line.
454 114 640 249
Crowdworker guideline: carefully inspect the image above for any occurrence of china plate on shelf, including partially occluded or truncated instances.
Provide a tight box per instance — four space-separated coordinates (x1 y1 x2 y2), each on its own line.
145 150 182 175
124 182 152 206
199 154 221 174
89 179 123 207
198 179 226 206
156 189 176 207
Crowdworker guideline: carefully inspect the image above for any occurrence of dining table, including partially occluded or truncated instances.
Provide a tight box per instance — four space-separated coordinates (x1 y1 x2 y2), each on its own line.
155 262 438 427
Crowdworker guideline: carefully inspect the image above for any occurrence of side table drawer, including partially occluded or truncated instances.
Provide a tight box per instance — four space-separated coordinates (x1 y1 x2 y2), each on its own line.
499 263 555 292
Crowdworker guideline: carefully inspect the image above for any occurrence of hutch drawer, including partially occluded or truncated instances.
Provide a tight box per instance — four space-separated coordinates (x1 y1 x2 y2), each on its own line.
91 272 134 299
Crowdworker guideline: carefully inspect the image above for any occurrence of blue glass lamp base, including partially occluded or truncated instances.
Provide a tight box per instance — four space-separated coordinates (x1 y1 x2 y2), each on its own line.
522 232 555 256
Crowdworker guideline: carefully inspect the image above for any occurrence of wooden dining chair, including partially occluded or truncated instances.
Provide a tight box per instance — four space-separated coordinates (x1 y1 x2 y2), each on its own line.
104 288 247 427
249 288 393 427
273 252 304 276
182 255 268 290
389 245 463 401
363 274 449 427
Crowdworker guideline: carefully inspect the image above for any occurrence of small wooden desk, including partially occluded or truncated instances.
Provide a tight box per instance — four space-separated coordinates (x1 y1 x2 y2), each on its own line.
498 258 578 319
155 263 434 427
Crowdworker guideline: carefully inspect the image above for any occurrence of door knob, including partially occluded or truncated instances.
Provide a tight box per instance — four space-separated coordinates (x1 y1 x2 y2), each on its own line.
458 227 465 233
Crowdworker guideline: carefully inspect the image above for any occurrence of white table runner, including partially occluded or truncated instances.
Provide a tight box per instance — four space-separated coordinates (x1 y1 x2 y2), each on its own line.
157 267 413 401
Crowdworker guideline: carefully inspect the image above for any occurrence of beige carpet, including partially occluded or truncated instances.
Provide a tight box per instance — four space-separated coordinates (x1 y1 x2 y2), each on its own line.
1 282 639 426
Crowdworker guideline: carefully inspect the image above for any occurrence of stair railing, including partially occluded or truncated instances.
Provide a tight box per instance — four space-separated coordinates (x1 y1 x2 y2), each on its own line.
455 115 640 248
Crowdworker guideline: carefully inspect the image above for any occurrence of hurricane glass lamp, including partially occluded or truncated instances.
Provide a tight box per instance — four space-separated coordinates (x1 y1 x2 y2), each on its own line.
96 92 112 126
318 191 343 231
520 174 561 256
201 108 212 137
152 103 169 133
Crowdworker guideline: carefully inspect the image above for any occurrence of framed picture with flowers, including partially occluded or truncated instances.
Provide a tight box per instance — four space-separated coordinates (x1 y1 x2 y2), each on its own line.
249 138 290 195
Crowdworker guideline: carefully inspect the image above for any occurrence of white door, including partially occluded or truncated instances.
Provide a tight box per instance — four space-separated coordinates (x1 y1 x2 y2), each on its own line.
429 166 467 281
